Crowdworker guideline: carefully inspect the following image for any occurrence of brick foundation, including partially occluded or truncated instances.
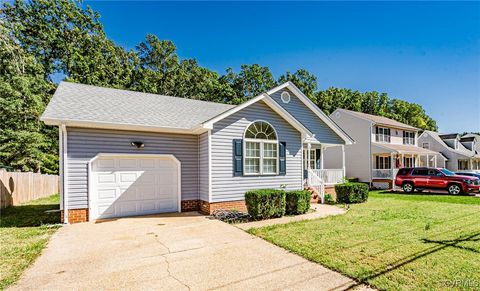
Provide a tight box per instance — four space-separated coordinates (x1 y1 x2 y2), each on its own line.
181 199 200 211
199 200 247 215
60 208 89 224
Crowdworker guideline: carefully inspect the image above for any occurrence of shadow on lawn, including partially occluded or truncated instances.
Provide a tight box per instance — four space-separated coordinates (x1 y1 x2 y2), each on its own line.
345 231 480 290
0 203 60 228
378 190 472 197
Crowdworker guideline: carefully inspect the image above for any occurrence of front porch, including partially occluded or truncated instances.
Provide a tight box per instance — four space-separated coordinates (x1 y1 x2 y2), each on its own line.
370 143 446 188
303 143 346 203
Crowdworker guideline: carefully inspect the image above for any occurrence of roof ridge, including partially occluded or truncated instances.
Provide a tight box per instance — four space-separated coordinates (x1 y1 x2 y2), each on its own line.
59 81 235 108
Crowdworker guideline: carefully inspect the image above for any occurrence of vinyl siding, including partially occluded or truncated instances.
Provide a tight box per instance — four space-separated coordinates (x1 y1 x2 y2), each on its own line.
329 110 373 182
199 131 209 201
66 128 199 209
418 134 460 171
269 89 344 144
210 100 302 202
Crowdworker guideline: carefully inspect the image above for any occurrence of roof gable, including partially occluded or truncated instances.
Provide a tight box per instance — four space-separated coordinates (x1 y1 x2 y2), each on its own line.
266 82 354 144
336 109 418 131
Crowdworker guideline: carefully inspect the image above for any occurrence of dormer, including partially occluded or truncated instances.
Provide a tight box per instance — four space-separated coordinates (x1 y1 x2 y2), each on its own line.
439 133 460 150
460 136 476 152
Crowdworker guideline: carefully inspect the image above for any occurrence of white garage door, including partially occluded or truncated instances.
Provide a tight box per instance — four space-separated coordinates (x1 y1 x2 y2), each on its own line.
90 155 180 220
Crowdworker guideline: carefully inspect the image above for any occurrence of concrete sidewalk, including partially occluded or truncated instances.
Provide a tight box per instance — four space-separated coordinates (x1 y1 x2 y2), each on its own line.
236 204 346 230
10 211 370 291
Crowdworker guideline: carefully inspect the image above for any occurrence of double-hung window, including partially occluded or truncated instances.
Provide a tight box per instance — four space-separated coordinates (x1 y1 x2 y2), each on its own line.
403 131 415 145
375 127 391 143
375 156 391 169
244 121 278 175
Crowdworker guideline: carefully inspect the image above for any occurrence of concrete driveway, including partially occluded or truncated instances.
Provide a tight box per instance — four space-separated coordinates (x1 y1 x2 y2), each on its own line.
11 212 367 291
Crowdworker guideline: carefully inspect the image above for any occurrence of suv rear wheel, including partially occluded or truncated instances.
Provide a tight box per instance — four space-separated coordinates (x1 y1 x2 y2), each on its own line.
447 184 462 195
403 182 414 193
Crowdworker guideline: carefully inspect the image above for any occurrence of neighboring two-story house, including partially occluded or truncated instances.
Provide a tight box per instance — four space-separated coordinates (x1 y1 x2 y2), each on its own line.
325 109 446 189
418 131 480 172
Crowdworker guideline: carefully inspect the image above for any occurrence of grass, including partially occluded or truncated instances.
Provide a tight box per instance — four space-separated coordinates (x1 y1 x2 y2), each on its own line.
0 194 61 290
249 191 480 290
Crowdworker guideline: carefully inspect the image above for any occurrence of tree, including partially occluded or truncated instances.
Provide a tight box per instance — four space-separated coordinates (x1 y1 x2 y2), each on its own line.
220 64 277 104
278 69 317 101
0 22 57 173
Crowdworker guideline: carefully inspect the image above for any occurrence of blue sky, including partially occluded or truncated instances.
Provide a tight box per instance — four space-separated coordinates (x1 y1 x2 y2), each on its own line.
85 1 479 133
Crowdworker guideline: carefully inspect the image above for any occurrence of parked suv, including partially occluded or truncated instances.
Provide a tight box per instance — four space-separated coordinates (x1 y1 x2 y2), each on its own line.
395 167 480 195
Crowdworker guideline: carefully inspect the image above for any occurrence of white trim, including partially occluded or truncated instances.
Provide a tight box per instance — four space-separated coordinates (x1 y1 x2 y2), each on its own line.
87 153 181 221
42 117 208 135
262 96 312 135
243 120 278 140
281 91 291 103
243 139 279 176
61 124 68 224
203 94 266 128
58 126 64 211
202 93 312 137
207 130 212 203
268 82 354 145
333 108 419 132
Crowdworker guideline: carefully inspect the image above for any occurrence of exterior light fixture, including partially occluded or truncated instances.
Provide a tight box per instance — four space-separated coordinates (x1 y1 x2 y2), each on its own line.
131 141 144 148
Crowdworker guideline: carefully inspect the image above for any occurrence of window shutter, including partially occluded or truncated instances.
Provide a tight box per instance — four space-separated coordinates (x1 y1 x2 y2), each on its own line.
233 139 243 176
279 141 286 175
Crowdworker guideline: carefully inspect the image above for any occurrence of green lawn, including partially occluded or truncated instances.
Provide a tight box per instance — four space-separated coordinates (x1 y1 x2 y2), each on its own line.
0 195 61 290
249 191 480 290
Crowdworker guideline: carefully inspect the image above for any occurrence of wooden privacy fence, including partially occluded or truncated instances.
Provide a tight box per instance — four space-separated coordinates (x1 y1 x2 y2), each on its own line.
0 169 59 208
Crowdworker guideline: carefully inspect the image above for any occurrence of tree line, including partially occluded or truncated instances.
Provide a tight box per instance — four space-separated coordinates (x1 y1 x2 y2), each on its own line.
0 0 438 174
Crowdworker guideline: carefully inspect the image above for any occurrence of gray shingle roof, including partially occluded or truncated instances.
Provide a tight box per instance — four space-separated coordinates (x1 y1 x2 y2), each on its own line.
423 130 475 158
41 82 235 129
338 108 418 131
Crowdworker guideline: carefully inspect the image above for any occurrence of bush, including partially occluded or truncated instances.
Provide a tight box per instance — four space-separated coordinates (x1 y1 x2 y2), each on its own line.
324 193 335 205
335 182 369 203
346 177 359 183
245 189 286 220
285 190 311 215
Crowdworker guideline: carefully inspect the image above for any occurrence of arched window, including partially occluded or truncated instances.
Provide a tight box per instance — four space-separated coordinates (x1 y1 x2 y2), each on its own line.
244 121 278 175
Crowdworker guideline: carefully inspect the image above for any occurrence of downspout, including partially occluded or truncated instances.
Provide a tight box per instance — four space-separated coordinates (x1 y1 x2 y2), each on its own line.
61 124 69 224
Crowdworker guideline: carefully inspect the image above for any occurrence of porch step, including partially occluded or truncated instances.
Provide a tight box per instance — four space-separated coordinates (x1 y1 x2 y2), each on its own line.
305 186 319 203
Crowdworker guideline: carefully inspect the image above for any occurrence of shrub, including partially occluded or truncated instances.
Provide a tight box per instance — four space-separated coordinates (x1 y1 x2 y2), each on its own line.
324 193 335 205
285 190 311 215
245 189 286 220
335 182 369 203
346 177 359 183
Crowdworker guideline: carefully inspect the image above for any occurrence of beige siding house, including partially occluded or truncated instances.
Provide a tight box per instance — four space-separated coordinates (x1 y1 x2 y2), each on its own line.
418 132 480 172
327 109 446 188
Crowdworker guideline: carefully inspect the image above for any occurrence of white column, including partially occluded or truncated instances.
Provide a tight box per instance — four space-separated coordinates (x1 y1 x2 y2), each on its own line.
341 145 346 178
307 143 311 170
470 159 474 170
320 145 324 170
426 154 430 167
434 155 438 167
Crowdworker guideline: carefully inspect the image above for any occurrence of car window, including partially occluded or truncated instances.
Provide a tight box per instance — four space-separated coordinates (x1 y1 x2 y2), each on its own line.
428 169 442 176
397 168 409 175
412 169 428 176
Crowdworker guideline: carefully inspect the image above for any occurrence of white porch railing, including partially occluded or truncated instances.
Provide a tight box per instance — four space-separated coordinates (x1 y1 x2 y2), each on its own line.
308 169 325 203
311 169 344 185
372 168 399 179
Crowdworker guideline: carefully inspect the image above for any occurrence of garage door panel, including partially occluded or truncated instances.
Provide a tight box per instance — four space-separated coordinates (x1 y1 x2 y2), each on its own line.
98 188 116 199
91 156 179 220
140 159 156 168
118 172 139 183
97 173 116 183
118 159 138 168
94 158 115 170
